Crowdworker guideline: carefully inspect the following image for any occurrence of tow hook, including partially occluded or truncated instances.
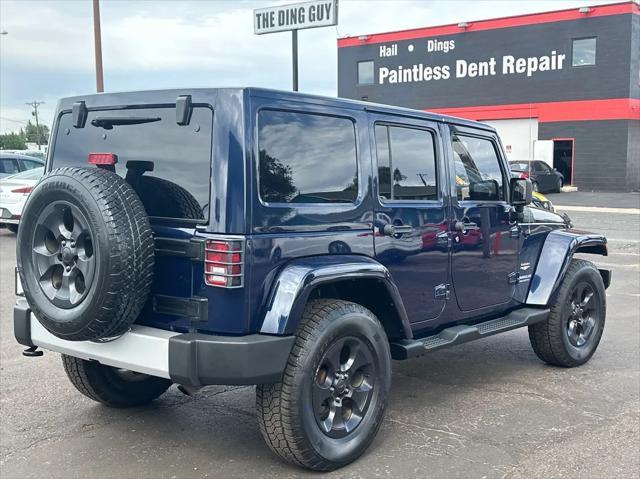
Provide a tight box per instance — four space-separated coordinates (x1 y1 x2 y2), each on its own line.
22 346 43 357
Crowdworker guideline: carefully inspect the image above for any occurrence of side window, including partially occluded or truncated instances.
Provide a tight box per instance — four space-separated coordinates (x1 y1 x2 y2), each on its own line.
535 162 551 174
452 135 505 202
22 159 43 170
375 124 438 201
0 159 20 175
258 110 358 204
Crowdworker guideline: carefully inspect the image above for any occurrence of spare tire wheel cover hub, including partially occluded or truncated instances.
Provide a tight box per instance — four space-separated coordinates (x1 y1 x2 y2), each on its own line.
32 201 96 309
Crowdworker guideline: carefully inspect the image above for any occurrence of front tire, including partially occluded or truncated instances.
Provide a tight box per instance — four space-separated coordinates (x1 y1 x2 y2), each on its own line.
62 355 172 407
256 299 391 471
556 177 563 192
529 259 606 367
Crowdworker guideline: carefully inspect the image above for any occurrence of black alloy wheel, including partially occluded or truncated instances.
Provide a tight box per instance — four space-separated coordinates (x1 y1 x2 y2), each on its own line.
312 336 375 438
32 201 96 308
566 281 599 348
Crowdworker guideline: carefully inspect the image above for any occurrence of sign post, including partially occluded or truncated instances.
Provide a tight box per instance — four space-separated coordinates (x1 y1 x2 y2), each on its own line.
254 0 338 92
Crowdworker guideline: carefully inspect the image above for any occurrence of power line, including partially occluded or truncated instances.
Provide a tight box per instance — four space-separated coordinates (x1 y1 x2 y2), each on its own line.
25 100 45 150
0 116 28 125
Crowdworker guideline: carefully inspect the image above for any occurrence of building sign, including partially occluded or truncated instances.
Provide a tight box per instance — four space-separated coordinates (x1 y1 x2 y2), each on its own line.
377 39 567 85
254 0 338 35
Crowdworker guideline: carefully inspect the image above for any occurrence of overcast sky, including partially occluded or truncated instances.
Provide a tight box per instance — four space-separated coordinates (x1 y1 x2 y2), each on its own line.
0 0 622 134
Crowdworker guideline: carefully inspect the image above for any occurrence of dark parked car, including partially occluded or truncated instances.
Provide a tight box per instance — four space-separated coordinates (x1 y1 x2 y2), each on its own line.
15 89 609 471
0 152 45 178
509 160 564 193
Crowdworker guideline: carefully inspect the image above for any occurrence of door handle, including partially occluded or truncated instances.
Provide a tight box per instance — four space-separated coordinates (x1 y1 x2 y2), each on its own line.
382 224 413 236
454 221 479 233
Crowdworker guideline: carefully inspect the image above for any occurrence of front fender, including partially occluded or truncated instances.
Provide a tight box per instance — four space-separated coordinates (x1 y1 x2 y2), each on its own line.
527 229 608 306
259 255 412 339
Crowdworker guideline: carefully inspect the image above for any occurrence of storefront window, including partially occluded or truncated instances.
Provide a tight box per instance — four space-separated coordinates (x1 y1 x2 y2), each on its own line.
572 38 596 66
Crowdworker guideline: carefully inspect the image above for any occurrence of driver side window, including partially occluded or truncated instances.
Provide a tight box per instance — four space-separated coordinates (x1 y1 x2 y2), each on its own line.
452 135 505 201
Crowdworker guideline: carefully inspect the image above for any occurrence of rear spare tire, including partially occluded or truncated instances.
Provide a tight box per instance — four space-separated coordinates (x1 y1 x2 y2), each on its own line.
134 176 204 220
17 167 154 341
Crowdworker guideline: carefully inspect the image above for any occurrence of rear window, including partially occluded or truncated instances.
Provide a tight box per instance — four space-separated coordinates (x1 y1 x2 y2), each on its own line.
52 107 213 222
257 110 358 204
509 162 530 171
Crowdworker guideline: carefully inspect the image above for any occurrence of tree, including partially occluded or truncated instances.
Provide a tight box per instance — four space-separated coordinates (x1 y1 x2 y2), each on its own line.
24 120 49 145
0 132 27 150
259 149 297 202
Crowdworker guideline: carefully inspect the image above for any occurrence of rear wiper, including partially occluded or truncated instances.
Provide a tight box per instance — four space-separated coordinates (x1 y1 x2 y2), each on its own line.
90 116 161 129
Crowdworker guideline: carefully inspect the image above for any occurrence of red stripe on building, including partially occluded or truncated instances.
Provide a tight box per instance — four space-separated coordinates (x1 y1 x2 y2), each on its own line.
338 2 638 48
428 98 640 122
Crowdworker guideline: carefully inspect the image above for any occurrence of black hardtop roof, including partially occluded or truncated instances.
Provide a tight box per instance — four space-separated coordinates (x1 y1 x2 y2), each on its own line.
56 87 494 132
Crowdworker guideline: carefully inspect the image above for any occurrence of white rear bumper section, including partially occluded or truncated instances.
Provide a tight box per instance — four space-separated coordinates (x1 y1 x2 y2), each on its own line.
30 318 180 379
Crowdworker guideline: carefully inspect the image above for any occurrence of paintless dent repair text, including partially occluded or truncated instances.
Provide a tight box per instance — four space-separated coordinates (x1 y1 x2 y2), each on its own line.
379 48 566 84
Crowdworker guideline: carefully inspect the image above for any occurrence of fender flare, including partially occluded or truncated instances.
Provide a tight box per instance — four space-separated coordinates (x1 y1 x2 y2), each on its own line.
526 229 609 306
259 255 413 339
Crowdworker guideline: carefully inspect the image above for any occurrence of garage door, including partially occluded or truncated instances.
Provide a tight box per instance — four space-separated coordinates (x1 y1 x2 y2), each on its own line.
482 118 538 163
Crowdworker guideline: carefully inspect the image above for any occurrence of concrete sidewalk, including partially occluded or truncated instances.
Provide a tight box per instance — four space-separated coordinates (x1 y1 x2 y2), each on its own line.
546 191 640 209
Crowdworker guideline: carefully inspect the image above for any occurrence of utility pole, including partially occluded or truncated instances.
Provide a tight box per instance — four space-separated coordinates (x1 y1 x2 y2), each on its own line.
25 101 45 150
93 0 104 92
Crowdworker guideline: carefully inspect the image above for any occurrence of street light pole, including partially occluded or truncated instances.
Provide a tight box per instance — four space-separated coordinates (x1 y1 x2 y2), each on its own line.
93 0 104 92
292 30 298 92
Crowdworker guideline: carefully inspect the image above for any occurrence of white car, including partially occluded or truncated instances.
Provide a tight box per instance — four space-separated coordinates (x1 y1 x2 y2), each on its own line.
0 167 44 233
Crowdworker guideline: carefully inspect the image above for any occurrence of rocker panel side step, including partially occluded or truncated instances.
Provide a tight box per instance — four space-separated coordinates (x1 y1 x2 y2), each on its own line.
390 307 550 360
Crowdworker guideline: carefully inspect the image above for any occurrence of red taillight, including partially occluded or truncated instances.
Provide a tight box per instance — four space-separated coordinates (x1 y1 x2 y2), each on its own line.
11 186 33 195
88 152 118 165
519 171 529 179
204 239 244 288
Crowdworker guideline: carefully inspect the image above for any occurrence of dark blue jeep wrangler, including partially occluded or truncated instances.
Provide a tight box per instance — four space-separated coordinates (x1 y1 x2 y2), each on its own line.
14 88 610 471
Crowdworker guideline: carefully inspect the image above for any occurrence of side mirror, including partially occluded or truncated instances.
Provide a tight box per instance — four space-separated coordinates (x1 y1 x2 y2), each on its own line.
510 177 532 207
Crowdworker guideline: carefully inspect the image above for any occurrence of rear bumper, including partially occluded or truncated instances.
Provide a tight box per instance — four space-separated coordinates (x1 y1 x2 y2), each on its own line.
14 299 295 386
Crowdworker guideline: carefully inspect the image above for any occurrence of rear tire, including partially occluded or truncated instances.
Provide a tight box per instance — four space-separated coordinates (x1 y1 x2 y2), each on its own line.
529 259 606 367
256 299 391 471
135 176 204 220
7 224 18 234
62 354 172 408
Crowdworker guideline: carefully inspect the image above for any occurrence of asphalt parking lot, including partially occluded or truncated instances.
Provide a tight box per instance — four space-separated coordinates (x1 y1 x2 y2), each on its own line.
1 194 638 479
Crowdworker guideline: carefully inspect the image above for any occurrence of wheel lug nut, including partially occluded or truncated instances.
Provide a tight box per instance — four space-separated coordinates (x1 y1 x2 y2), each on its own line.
65 266 71 272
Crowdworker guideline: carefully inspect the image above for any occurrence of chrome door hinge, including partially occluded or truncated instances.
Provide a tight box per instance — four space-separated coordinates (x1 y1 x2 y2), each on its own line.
434 283 451 300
